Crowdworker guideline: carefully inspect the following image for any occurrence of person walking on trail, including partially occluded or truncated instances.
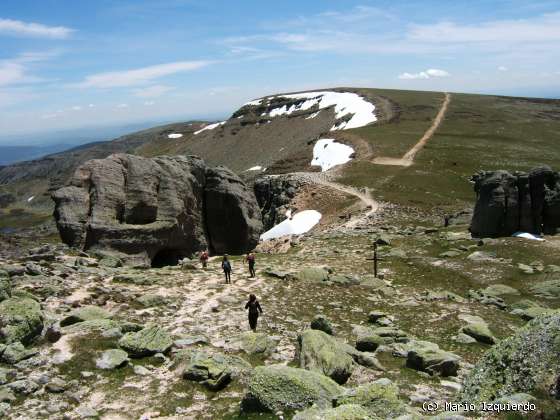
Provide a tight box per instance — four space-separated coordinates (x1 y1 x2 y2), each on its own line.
222 254 232 284
244 252 256 278
245 294 263 331
199 250 209 268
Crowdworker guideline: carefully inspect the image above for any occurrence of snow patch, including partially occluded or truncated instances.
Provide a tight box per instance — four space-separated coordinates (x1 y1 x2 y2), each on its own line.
512 232 545 241
245 91 376 131
247 166 262 171
194 121 226 135
311 139 355 172
167 133 183 139
27 196 35 202
260 210 322 241
306 110 322 119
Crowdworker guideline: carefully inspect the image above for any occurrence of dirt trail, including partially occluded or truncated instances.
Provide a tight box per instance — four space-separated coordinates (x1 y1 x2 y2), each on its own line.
294 171 380 228
373 92 451 167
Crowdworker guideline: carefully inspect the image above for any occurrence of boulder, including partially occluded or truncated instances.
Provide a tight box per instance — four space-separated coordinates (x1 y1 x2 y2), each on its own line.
310 314 334 335
293 404 370 420
297 329 354 384
52 154 262 266
530 279 560 299
1 342 38 364
241 365 344 413
0 297 43 345
460 312 560 403
290 267 330 282
136 294 166 307
118 325 173 357
470 166 560 237
460 323 496 345
60 306 112 327
254 175 303 230
0 270 10 302
355 332 383 352
333 380 408 418
406 340 461 377
95 349 129 369
226 332 277 356
181 350 251 391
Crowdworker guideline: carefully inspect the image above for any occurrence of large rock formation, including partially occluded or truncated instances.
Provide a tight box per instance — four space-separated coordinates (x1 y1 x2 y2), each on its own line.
52 154 262 266
470 166 560 237
254 175 303 230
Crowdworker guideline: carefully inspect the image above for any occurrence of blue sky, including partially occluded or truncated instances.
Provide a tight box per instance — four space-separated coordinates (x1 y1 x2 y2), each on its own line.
1 0 559 140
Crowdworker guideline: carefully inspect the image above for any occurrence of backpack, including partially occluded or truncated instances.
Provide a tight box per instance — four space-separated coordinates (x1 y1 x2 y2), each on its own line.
223 260 231 271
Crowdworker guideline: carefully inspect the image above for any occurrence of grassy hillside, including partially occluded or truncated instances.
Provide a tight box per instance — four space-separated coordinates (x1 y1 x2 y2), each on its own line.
338 90 560 213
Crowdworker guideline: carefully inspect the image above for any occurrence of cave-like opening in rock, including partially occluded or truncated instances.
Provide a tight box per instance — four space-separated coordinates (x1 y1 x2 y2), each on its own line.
151 248 183 268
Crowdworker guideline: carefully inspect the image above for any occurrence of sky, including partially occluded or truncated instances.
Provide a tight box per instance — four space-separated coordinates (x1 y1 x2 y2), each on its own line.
1 0 559 142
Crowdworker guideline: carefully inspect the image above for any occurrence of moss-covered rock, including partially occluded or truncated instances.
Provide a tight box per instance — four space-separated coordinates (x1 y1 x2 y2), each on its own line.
0 341 38 365
241 365 344 413
0 297 43 345
459 312 560 403
297 329 354 384
60 306 112 327
0 270 11 302
406 340 461 377
293 404 372 420
95 349 129 369
530 279 560 299
63 318 142 335
227 331 277 356
310 314 334 335
118 325 173 357
460 323 496 345
136 294 166 307
290 267 330 282
182 350 251 391
356 332 383 352
333 380 408 418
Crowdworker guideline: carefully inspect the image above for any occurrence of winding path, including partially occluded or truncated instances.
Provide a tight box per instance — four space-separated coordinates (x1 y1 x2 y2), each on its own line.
373 92 451 167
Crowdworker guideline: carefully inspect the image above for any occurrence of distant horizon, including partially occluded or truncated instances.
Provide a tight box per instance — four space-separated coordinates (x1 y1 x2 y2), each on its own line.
1 0 560 140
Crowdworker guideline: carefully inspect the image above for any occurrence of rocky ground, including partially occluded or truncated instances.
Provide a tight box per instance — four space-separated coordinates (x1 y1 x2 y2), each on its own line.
1 206 560 419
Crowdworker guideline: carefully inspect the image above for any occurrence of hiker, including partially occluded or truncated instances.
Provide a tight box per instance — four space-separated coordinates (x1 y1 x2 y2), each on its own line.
245 294 263 331
244 252 256 278
221 254 232 284
199 250 209 268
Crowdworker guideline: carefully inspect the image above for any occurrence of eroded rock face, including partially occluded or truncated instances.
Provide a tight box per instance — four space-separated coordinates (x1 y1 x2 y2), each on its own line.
470 166 560 237
52 154 262 266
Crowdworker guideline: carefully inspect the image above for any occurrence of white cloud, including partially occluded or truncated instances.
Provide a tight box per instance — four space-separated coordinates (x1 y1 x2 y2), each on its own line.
76 61 213 88
498 66 508 71
88 103 95 108
133 84 173 98
0 18 73 39
144 100 155 106
408 12 560 43
116 103 129 108
0 62 25 86
71 105 82 111
398 68 450 80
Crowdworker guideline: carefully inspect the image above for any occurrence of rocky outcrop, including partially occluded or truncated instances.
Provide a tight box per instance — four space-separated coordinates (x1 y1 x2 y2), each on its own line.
459 312 560 403
52 154 262 266
0 297 43 345
470 166 560 237
254 175 303 230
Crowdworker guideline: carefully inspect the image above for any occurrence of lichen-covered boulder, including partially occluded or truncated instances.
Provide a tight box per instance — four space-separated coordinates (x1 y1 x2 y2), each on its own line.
241 365 344 413
118 325 173 357
52 154 262 266
297 329 354 384
0 270 11 302
95 349 129 369
406 340 461 377
293 404 371 420
333 380 408 418
310 314 334 335
60 306 112 327
460 323 496 345
1 342 38 364
459 312 560 403
181 350 251 391
290 267 330 282
0 298 43 345
226 332 277 356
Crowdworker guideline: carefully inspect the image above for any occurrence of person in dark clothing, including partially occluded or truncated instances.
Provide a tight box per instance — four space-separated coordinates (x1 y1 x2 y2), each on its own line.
244 252 256 278
245 294 263 331
199 250 209 268
222 255 232 284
